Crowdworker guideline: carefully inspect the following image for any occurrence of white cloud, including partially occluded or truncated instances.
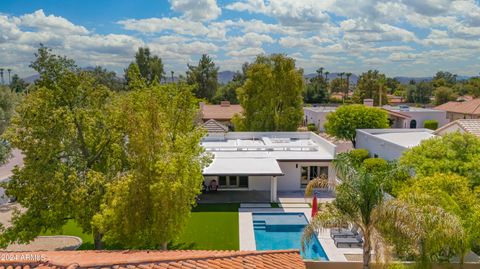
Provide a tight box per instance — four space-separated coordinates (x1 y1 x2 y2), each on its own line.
227 32 274 51
227 47 264 57
169 0 221 21
20 9 89 35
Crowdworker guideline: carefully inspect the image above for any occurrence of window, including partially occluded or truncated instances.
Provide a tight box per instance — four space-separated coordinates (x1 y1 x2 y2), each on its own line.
229 176 237 186
219 176 227 186
217 175 248 188
301 166 329 188
239 176 248 187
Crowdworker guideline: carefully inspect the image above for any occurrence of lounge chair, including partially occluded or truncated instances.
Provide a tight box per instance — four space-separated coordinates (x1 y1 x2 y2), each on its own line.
334 235 363 248
330 226 359 238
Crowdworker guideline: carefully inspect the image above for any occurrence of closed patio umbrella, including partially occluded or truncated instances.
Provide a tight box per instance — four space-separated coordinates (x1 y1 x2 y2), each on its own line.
311 193 318 218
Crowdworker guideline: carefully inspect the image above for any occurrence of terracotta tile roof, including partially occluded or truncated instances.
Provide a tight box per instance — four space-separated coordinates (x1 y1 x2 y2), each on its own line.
203 119 228 133
435 98 480 115
435 119 480 136
1 250 305 269
201 103 243 121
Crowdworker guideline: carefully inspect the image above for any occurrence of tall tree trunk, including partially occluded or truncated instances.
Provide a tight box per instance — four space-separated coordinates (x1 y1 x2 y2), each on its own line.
363 231 371 269
94 232 104 250
161 242 168 250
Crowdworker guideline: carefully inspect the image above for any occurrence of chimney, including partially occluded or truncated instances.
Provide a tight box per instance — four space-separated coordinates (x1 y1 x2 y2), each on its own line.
199 102 205 110
220 101 231 107
363 99 374 107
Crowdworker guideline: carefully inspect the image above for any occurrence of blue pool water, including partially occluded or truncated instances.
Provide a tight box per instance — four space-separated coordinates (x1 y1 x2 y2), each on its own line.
253 213 329 260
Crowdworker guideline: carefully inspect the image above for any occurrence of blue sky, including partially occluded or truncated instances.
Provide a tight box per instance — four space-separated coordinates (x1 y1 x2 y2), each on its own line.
1 0 480 77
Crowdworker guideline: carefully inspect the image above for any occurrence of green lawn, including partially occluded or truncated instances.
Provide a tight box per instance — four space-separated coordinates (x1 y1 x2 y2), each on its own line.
172 203 240 250
43 203 240 250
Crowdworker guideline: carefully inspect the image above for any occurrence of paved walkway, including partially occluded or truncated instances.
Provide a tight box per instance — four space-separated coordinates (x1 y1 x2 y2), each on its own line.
199 190 335 204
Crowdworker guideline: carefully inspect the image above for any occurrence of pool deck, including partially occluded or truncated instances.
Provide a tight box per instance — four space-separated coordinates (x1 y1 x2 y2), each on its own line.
238 206 363 261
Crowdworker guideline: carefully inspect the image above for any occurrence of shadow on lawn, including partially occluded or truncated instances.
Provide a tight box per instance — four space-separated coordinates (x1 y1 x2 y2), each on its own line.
192 203 240 212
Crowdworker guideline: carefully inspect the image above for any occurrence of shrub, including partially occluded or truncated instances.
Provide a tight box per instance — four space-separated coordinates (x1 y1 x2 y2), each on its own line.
348 149 369 166
363 158 388 171
307 123 317 132
423 120 438 130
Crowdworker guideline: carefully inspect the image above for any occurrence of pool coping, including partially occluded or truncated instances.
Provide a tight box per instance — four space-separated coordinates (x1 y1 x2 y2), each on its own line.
238 207 363 261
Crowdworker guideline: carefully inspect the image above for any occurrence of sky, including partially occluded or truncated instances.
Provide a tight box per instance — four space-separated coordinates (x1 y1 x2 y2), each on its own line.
1 0 480 78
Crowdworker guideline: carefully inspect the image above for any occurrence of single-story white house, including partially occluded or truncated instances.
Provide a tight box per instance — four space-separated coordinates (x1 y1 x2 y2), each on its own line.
304 104 449 132
382 105 449 129
355 129 437 161
201 132 336 202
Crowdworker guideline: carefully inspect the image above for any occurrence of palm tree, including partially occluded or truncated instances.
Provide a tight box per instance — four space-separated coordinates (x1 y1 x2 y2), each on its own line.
0 68 4 85
301 153 464 269
324 71 329 83
345 72 352 98
338 72 345 101
7 68 11 84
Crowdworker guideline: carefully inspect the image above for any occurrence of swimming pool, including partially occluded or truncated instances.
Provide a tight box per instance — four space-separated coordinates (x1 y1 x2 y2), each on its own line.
253 212 329 260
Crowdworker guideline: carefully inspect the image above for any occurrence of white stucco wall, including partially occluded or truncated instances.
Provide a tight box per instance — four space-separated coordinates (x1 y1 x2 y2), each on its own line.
303 108 333 131
248 176 271 190
277 161 335 191
355 132 406 161
403 110 449 128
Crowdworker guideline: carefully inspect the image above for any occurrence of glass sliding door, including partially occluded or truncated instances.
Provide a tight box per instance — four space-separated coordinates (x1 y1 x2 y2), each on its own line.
300 166 329 188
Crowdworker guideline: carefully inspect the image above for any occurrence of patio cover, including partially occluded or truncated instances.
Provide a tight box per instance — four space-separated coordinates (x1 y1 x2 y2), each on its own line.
203 157 283 176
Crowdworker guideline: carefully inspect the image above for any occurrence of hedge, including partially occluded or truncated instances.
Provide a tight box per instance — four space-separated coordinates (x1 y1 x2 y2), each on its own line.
423 120 439 130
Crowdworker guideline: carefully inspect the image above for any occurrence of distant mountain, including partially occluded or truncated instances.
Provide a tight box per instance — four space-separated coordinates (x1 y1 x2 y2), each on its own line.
304 72 359 84
394 77 432 84
23 74 40 84
218 71 236 84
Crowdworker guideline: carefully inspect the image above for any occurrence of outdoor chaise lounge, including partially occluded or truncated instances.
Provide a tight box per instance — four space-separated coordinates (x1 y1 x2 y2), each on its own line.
330 226 359 238
334 235 363 248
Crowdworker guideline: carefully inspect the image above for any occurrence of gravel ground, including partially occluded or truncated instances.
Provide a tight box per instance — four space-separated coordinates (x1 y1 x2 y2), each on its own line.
5 236 82 251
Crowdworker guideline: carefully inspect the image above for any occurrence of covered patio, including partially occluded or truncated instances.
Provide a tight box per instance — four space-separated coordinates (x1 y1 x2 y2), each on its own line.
198 190 335 204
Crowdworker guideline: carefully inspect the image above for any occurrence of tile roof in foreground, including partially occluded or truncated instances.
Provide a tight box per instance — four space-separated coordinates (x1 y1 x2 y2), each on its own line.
0 250 305 269
202 119 228 133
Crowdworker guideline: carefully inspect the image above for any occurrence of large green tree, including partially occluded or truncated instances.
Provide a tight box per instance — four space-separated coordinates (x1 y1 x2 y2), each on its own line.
400 132 480 187
9 74 28 93
304 68 328 104
397 173 480 262
434 86 457 105
125 47 165 86
0 47 125 249
0 85 16 164
352 70 388 106
233 54 304 131
324 105 389 147
302 152 462 269
93 80 210 250
186 54 219 101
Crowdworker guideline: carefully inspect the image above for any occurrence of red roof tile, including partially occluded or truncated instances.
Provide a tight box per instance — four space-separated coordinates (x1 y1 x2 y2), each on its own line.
0 250 305 269
201 104 243 121
435 98 480 115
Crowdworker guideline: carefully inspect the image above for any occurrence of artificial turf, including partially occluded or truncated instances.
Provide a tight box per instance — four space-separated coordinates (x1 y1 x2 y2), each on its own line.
42 203 240 250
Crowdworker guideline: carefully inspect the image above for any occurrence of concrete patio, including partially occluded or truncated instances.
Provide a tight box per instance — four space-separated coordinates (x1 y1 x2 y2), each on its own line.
198 190 335 204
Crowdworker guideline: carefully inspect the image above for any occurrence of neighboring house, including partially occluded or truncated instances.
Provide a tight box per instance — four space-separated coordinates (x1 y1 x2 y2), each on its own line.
383 105 449 129
355 129 436 161
303 106 337 131
202 132 336 202
200 101 243 128
387 94 406 105
435 98 480 121
7 250 306 269
303 104 448 131
434 119 480 137
202 119 228 133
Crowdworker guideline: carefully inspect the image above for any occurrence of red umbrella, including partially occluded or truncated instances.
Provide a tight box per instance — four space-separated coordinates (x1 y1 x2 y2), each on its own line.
311 193 318 218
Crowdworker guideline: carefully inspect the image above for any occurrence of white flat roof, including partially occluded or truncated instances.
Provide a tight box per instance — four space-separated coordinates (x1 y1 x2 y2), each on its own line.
202 132 336 161
304 106 337 112
382 105 443 113
357 129 436 149
203 157 283 176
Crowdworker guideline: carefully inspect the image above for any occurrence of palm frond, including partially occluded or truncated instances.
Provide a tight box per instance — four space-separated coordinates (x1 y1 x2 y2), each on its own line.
301 203 350 251
304 175 329 197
